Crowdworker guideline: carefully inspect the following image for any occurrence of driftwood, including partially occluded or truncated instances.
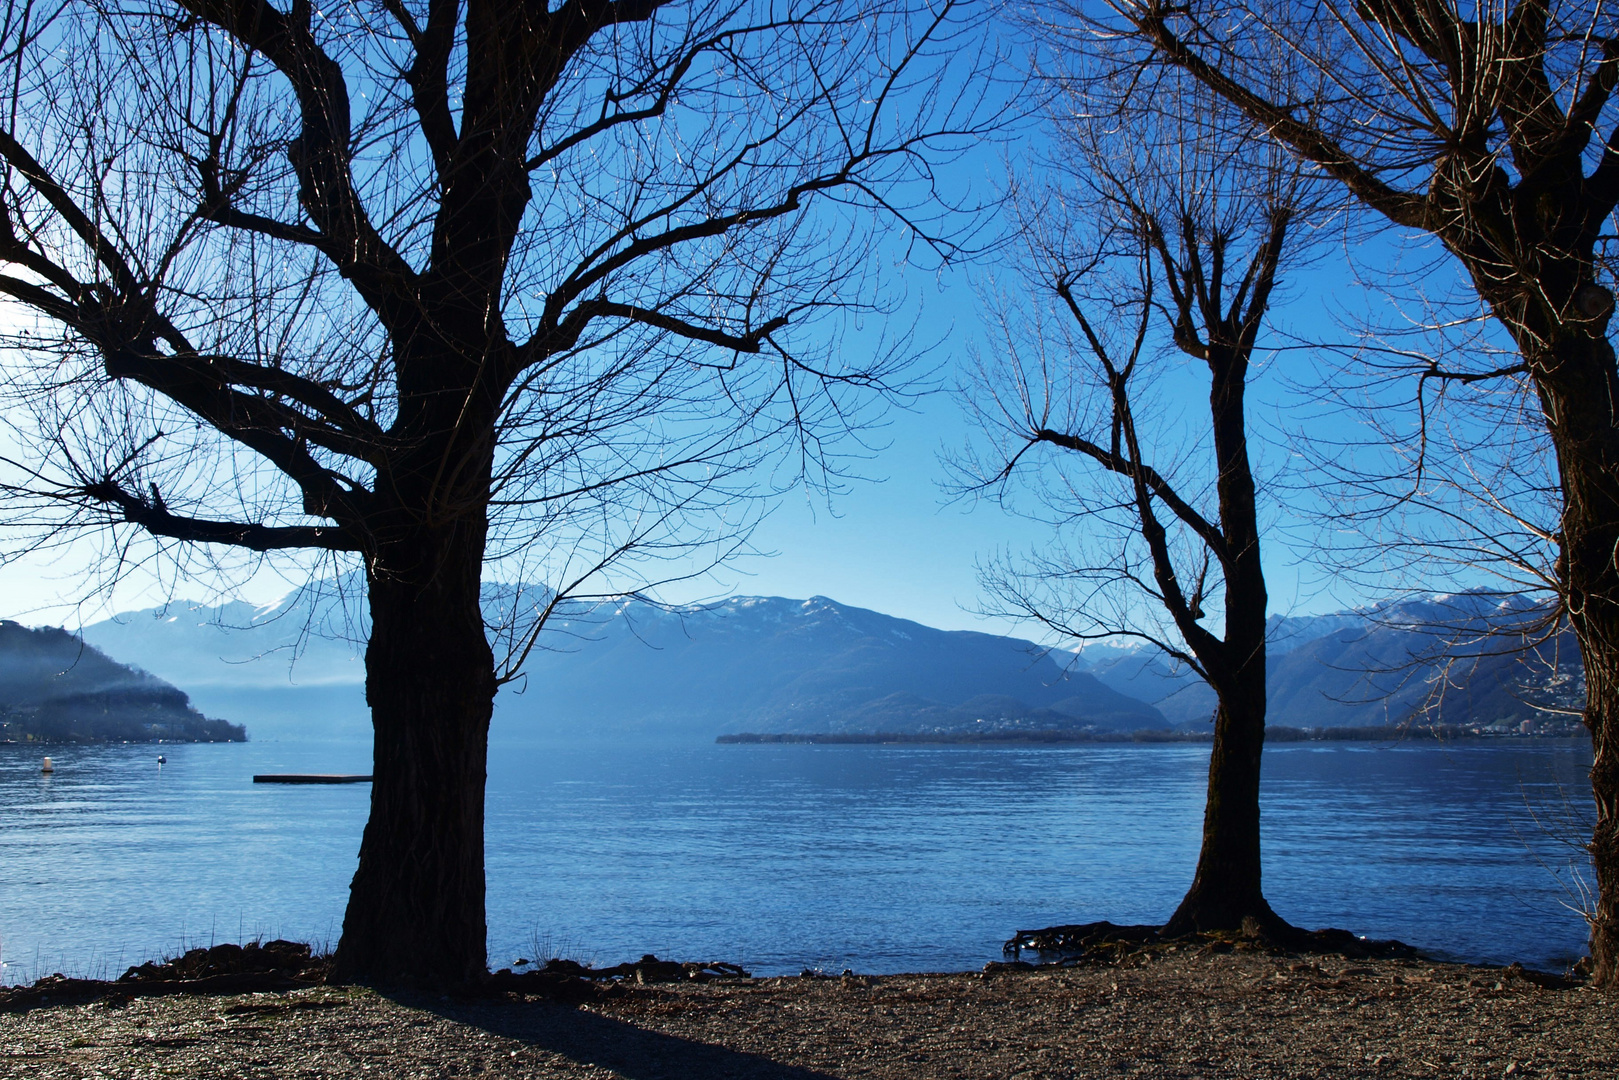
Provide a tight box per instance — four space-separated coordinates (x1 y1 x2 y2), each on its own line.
252 774 373 784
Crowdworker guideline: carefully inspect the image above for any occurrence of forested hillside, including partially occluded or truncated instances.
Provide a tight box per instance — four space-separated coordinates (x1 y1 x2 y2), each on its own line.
0 621 245 743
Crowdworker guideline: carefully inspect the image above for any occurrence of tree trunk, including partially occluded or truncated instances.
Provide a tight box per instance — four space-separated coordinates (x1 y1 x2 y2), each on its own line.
1526 322 1619 985
331 523 497 986
1162 347 1280 936
1587 661 1619 983
1163 690 1278 935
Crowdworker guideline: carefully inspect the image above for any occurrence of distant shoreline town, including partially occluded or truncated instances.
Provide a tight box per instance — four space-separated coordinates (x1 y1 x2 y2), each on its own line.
718 722 1590 746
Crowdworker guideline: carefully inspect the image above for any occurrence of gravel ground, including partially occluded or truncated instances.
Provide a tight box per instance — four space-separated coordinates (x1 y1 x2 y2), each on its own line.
2 951 1614 1079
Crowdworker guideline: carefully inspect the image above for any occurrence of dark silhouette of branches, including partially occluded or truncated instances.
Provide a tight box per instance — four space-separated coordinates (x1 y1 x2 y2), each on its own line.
1082 0 1619 982
952 62 1327 933
0 0 1005 985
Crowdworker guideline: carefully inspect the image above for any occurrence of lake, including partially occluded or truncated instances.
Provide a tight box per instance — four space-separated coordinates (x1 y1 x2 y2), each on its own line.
0 735 1595 985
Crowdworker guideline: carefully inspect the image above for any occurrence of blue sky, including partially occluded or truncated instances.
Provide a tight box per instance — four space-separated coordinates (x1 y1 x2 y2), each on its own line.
659 220 1472 636
0 121 1500 644
0 222 1428 642
0 0 1566 660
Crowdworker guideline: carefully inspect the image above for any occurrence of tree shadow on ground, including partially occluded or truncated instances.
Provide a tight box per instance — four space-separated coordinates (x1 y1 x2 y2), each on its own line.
406 994 839 1080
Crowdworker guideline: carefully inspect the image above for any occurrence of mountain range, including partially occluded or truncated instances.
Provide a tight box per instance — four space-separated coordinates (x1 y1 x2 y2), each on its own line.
81 591 1166 740
71 584 1587 742
1092 594 1583 733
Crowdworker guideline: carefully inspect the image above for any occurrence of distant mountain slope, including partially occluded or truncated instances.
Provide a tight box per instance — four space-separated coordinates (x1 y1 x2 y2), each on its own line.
1080 653 1217 727
512 596 1167 736
0 621 246 743
82 595 367 689
1076 594 1583 732
1265 596 1581 730
1077 611 1376 727
83 591 1167 738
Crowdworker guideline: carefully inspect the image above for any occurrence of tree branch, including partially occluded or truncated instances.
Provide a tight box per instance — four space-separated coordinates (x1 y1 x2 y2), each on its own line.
553 300 791 356
174 0 418 317
1128 1 1431 230
1033 426 1230 564
0 128 143 297
80 478 360 551
523 22 747 172
392 0 459 176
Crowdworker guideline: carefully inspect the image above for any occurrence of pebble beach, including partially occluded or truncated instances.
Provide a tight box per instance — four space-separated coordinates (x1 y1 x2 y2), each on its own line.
4 950 1614 1079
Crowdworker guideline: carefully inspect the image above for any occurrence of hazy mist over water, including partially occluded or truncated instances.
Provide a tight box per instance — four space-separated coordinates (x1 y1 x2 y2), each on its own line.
0 737 1594 985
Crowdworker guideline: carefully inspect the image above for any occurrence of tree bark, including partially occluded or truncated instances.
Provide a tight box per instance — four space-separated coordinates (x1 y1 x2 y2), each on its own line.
1515 319 1619 983
1163 688 1277 934
1588 659 1619 983
1162 347 1279 935
331 504 497 986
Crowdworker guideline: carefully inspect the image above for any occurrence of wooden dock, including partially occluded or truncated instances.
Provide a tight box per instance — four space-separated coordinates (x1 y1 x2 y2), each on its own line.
253 774 373 784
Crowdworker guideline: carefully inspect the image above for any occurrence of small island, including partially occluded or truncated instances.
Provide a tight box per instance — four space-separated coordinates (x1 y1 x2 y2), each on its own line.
0 620 245 743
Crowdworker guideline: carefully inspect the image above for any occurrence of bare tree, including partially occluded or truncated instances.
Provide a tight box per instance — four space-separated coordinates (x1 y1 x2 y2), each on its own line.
1088 0 1619 982
957 81 1318 934
0 0 996 985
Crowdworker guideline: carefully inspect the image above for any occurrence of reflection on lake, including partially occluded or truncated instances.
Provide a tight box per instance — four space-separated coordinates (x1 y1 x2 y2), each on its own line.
0 736 1593 984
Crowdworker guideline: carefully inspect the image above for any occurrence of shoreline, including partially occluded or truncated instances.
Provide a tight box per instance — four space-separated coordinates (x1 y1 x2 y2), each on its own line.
0 737 246 746
3 947 1611 1078
717 728 1592 745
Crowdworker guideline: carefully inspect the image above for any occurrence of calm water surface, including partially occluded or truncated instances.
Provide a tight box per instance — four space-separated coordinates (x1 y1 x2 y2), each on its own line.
0 737 1594 984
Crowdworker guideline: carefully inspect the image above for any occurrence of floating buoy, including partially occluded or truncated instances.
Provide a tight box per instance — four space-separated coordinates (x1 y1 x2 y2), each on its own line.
156 755 166 765
41 756 53 774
